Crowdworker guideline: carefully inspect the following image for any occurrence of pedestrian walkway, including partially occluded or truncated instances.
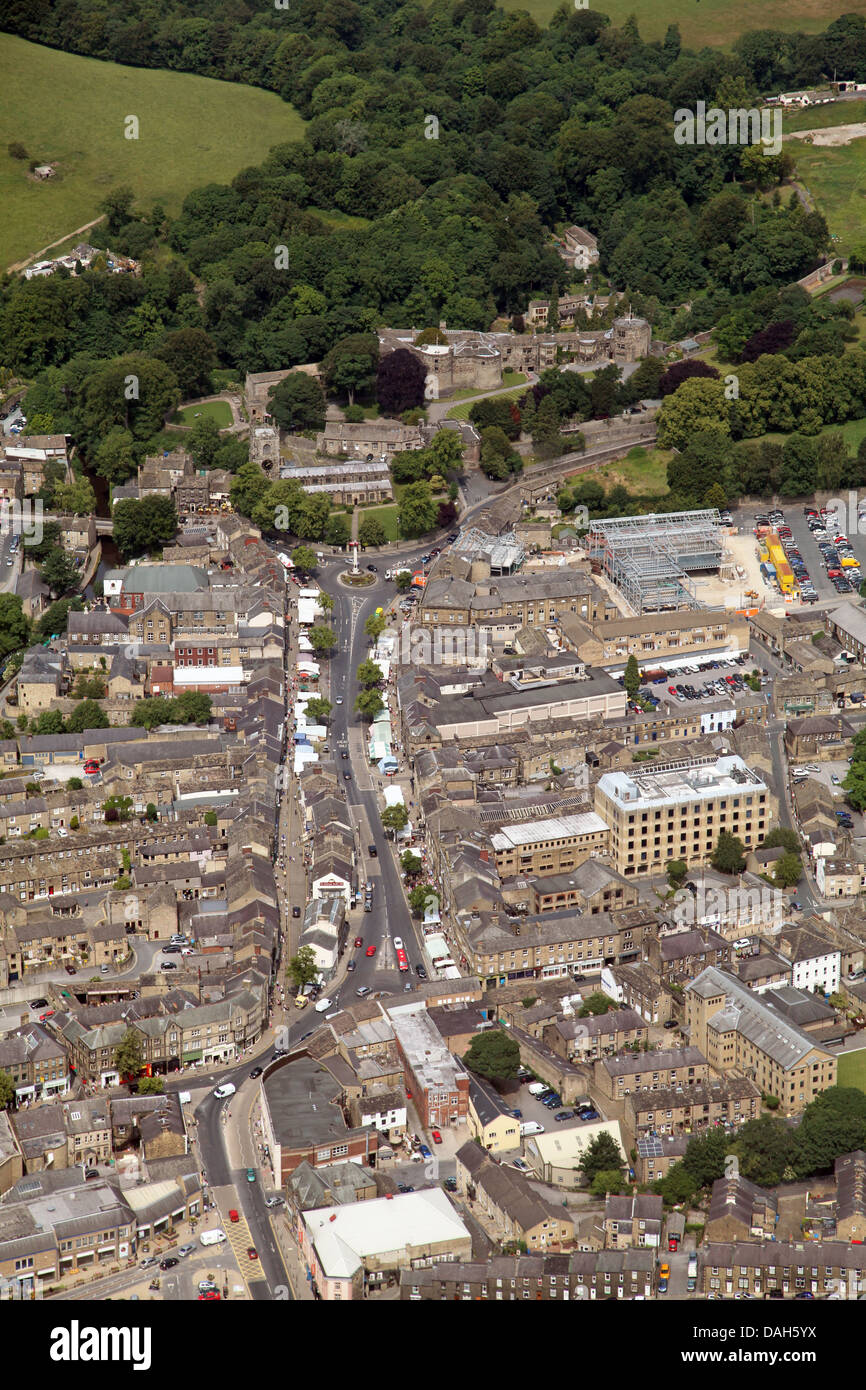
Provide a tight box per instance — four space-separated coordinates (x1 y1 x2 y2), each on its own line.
271 1212 315 1300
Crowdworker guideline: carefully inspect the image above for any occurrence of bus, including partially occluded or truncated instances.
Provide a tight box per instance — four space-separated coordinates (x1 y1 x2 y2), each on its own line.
393 936 410 972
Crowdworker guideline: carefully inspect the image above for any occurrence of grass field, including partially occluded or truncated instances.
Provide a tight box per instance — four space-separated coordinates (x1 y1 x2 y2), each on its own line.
357 504 400 540
1 34 304 270
587 446 673 497
789 138 866 254
838 1049 866 1091
759 417 866 451
501 0 866 48
784 101 866 133
173 400 233 428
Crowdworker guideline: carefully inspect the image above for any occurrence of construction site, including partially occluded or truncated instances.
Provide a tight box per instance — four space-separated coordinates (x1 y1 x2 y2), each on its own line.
584 510 773 617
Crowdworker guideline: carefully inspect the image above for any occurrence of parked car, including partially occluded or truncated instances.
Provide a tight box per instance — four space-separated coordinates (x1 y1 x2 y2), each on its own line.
229 1209 240 1222
554 1110 575 1122
431 1129 442 1144
64 964 77 974
178 1244 196 1258
355 985 371 997
292 906 301 918
354 936 363 948
419 1143 432 1159
347 960 357 971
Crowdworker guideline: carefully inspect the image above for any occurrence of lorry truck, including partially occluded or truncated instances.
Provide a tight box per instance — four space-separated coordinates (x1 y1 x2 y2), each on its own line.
687 1254 698 1291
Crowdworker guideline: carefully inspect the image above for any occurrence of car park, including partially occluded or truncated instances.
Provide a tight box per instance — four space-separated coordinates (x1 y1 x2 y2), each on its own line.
29 998 48 1009
555 1110 575 1122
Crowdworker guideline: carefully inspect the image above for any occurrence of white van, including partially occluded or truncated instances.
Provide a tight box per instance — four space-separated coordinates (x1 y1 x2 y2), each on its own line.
200 1229 227 1247
520 1121 545 1136
213 1083 235 1099
527 1082 547 1097
314 997 333 1013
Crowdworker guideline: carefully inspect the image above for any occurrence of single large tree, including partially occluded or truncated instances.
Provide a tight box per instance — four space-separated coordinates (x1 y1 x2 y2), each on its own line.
356 658 383 688
381 804 409 836
288 945 319 990
377 348 427 415
113 1027 144 1079
267 372 326 432
462 1030 521 1085
308 625 338 655
358 515 387 547
711 831 746 874
624 653 640 700
579 1131 624 1185
113 496 178 558
321 333 379 405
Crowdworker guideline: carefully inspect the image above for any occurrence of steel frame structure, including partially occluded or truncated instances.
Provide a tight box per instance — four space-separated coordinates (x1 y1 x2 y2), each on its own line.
586 509 722 614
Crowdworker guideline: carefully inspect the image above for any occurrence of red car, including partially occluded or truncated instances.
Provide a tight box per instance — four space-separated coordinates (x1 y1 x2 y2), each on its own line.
198 1291 221 1300
366 944 376 957
431 1130 442 1144
354 937 363 949
39 1011 54 1021
668 686 677 695
229 1209 239 1223
668 1236 679 1252
247 1247 258 1260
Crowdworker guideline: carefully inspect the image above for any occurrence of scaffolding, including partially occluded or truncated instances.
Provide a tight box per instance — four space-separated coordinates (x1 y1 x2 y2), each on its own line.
586 509 723 614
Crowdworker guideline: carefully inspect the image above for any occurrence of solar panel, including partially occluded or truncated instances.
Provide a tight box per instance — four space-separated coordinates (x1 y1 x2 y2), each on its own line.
637 1136 663 1157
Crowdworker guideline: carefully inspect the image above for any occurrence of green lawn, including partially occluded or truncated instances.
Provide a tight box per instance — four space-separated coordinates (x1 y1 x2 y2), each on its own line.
1 34 305 270
173 400 233 428
838 1049 866 1092
789 137 866 255
357 504 400 541
501 0 866 47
